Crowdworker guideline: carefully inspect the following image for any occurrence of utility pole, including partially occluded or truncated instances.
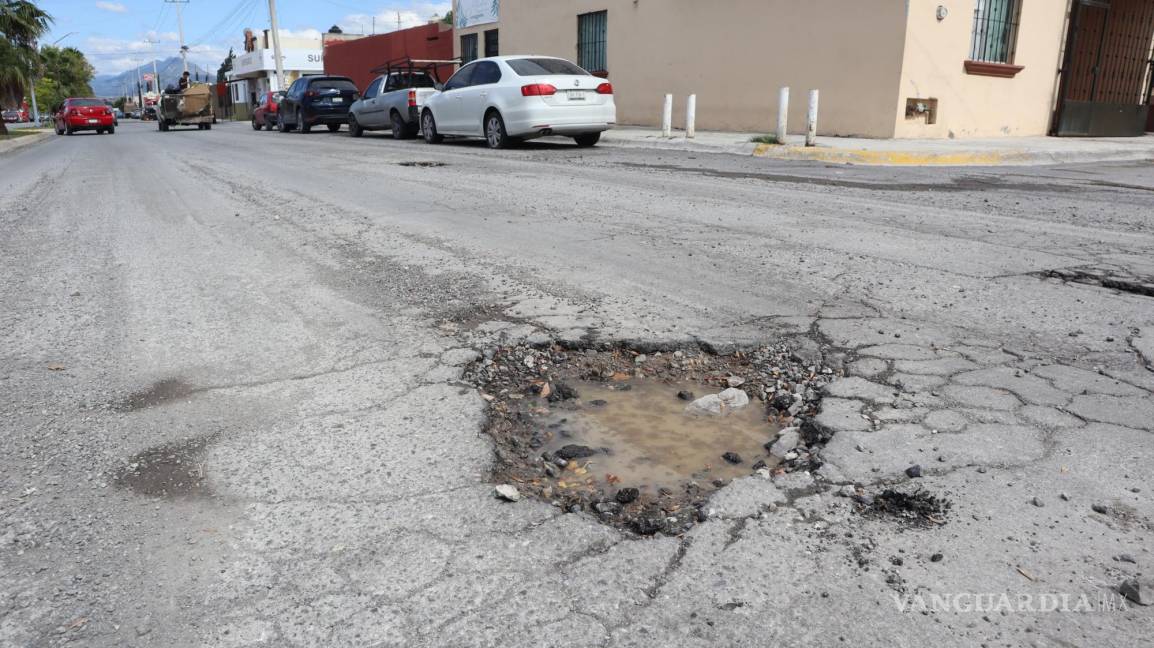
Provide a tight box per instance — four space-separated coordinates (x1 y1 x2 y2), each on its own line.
267 0 285 91
165 0 190 73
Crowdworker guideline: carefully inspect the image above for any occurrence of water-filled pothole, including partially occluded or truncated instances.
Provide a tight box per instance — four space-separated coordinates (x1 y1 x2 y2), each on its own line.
470 343 834 535
540 379 780 492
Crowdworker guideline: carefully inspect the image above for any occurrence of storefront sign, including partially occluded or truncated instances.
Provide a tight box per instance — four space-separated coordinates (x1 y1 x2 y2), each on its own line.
456 0 498 28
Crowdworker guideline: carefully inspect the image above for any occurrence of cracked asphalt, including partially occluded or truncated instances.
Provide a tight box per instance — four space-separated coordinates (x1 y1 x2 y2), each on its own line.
2 122 1152 647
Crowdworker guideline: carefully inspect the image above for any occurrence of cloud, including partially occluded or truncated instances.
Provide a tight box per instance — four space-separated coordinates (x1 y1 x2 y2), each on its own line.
84 33 225 75
277 28 323 40
335 3 451 35
95 1 127 13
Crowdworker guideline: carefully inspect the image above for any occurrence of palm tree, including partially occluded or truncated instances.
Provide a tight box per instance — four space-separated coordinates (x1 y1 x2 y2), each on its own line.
0 1 52 135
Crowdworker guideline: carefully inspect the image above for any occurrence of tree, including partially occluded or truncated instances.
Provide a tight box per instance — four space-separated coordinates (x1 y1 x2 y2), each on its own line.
39 46 93 96
0 0 52 135
217 47 234 83
441 10 452 25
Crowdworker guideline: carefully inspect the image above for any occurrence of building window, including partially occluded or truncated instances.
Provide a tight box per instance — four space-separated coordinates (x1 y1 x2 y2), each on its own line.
484 29 499 58
577 11 607 75
460 33 478 64
969 0 1020 64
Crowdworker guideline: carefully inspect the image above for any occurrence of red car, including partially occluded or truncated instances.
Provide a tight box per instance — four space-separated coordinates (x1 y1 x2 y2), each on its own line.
251 91 284 130
54 98 116 135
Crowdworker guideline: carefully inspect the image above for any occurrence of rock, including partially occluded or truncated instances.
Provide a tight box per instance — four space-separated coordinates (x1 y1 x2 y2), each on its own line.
555 444 598 461
930 553 944 563
718 388 750 409
676 390 695 401
634 354 647 364
547 382 579 402
837 485 858 498
633 508 665 535
727 376 745 388
769 428 800 458
1092 503 1110 515
1031 496 1044 507
1119 578 1153 606
905 465 923 479
594 501 622 516
615 487 639 504
722 452 743 464
588 399 608 407
685 394 724 415
770 392 794 411
1117 554 1137 564
494 485 521 502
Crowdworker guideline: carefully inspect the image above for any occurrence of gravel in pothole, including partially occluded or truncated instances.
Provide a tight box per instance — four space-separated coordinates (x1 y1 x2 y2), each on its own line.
469 344 835 535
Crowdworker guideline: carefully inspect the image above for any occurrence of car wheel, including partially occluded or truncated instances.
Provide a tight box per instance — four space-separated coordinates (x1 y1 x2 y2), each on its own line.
422 110 443 144
204 123 212 130
348 114 363 138
65 123 73 135
391 112 410 140
298 110 311 134
107 126 115 135
55 124 63 135
265 119 274 131
251 116 261 130
574 132 601 148
485 110 512 150
277 111 289 132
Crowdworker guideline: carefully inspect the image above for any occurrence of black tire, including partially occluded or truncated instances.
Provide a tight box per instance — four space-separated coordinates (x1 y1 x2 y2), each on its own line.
265 119 274 131
574 132 601 148
55 124 63 135
277 110 288 132
160 120 169 132
65 123 73 135
391 111 412 140
204 123 212 130
484 110 512 149
251 117 261 130
326 123 340 133
298 110 311 134
421 110 442 144
107 126 115 135
348 114 363 138
95 128 103 135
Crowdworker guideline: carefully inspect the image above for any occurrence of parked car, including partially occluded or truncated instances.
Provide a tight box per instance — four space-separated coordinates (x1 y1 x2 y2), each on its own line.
129 110 141 119
348 70 438 139
141 106 157 121
421 56 614 149
277 76 358 133
251 91 283 130
113 108 123 122
1 109 19 123
53 98 116 135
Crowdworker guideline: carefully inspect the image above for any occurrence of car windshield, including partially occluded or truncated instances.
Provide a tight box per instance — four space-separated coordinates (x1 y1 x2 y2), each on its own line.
507 58 589 77
69 99 104 107
310 79 357 92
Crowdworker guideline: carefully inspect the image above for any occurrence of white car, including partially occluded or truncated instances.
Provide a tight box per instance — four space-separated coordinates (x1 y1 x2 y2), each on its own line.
420 55 615 149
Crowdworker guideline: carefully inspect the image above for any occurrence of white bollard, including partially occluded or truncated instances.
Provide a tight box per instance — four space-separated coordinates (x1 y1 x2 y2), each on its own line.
776 86 789 144
806 89 819 147
661 94 673 137
685 94 697 139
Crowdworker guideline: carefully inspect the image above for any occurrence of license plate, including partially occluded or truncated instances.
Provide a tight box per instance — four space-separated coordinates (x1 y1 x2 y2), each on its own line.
331 97 343 104
88 119 99 123
567 91 586 101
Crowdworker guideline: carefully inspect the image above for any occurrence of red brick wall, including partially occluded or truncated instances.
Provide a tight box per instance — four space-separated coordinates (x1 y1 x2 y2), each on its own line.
324 23 456 93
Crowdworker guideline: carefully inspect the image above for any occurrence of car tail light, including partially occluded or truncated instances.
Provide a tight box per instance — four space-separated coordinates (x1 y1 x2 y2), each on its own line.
305 90 317 98
596 82 614 95
407 89 417 108
521 83 557 97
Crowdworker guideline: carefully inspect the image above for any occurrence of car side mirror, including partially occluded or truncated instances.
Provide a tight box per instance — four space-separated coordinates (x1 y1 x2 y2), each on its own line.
434 82 444 91
353 92 361 100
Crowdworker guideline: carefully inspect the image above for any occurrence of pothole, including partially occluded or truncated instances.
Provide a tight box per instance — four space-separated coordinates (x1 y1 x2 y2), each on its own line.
468 342 835 535
397 161 447 168
113 435 215 498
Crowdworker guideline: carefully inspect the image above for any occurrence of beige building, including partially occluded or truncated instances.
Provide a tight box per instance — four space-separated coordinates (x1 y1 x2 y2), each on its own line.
453 0 1154 138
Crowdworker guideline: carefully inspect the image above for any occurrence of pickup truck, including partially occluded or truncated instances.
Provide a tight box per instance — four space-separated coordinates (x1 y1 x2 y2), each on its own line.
348 71 439 139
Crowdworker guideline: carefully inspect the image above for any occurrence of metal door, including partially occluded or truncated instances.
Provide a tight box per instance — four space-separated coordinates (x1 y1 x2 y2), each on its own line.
1053 0 1154 136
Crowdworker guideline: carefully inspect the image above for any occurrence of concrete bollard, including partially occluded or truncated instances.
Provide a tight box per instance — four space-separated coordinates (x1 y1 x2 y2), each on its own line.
806 89 819 147
662 94 673 137
686 94 697 139
776 86 789 144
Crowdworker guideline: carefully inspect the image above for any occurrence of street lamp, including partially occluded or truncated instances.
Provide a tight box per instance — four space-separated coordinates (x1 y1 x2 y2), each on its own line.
30 31 78 124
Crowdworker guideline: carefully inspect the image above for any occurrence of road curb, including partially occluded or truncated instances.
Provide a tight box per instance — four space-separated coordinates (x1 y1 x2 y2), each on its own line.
752 142 1154 166
0 130 53 156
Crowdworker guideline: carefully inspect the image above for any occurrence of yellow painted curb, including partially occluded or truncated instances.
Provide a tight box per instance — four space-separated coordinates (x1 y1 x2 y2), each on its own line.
752 143 1033 166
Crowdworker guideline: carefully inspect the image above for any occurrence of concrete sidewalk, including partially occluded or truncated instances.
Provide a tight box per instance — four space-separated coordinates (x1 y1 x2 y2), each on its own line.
597 126 1154 166
0 129 53 156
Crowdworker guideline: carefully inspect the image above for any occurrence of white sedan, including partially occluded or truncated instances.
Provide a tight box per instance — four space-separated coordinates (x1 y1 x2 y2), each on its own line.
421 55 615 149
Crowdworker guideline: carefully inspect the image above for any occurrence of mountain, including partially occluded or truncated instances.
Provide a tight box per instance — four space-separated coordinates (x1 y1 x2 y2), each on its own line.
91 57 211 98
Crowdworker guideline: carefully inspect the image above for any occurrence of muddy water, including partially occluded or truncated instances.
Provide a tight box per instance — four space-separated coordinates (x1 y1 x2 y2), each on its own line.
541 380 780 493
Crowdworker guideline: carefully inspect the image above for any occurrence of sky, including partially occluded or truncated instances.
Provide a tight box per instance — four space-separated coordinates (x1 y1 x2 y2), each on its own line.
38 0 452 76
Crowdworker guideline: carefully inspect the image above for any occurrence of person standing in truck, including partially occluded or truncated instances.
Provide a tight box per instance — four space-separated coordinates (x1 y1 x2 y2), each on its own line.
178 71 190 91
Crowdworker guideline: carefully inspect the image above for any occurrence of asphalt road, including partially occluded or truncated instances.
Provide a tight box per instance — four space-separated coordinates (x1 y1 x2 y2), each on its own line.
2 121 1152 647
